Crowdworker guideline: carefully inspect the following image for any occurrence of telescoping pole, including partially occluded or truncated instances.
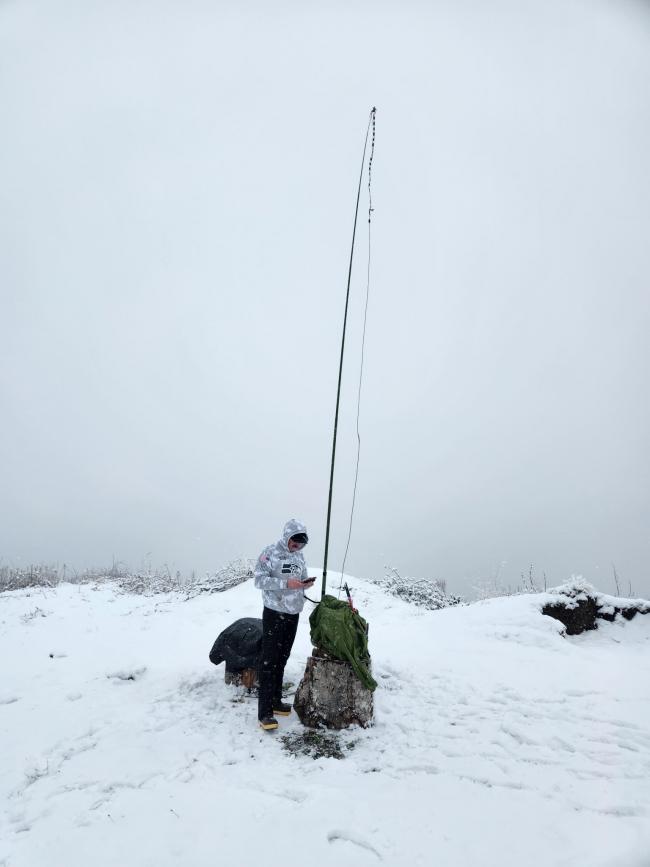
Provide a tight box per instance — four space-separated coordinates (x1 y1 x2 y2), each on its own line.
321 108 376 598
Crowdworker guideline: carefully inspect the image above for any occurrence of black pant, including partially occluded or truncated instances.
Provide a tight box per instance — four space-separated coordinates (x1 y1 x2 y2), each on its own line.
258 607 299 720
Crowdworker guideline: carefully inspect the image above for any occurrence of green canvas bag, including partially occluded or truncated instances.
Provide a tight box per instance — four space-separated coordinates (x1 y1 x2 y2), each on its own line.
309 594 377 691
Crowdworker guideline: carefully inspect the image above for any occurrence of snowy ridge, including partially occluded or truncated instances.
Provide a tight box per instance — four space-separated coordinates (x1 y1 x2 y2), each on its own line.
1 574 649 866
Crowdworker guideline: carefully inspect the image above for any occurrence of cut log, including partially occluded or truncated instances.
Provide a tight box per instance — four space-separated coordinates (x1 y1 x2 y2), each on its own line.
293 649 374 729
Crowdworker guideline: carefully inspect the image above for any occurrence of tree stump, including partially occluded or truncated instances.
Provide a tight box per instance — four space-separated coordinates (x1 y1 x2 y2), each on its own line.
293 649 374 729
224 667 257 690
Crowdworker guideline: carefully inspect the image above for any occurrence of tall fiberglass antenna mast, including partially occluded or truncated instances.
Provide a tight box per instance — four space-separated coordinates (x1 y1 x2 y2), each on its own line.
321 107 376 598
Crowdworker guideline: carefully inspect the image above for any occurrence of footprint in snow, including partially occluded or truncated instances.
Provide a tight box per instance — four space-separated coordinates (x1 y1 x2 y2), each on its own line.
327 830 382 860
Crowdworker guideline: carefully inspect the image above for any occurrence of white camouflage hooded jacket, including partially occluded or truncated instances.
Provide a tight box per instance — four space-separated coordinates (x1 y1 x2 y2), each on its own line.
254 519 310 615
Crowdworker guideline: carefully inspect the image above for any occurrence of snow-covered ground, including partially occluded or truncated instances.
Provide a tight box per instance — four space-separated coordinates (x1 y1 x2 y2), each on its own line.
1 575 649 867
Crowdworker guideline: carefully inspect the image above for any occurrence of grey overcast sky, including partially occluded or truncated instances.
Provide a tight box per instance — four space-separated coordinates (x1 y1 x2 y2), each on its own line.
1 0 649 598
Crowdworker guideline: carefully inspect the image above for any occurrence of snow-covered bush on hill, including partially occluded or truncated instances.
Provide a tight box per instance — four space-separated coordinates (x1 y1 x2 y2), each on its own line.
0 559 254 596
371 567 464 610
473 564 546 600
0 563 62 591
184 558 254 598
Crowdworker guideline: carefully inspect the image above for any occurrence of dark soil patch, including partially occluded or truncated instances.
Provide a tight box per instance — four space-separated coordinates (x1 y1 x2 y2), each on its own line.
280 730 357 760
543 597 601 635
543 594 648 635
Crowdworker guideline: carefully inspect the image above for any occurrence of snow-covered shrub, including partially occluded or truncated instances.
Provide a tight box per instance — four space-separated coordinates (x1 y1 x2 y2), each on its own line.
111 558 254 596
473 565 545 600
546 577 597 605
0 561 133 591
472 579 511 601
184 558 254 598
0 564 61 591
372 567 464 610
113 565 185 595
0 558 254 597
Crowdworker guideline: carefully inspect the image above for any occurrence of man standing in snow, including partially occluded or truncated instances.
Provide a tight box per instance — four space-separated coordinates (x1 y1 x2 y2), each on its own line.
254 519 316 731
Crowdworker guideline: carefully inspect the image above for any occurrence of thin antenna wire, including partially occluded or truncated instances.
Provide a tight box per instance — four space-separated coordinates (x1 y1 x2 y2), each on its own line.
339 111 376 592
321 107 376 599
